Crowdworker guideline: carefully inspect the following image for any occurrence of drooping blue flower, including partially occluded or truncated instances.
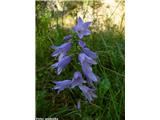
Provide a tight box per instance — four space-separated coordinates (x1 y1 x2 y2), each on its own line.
64 35 72 41
79 53 97 65
78 53 98 82
79 85 97 103
73 17 91 39
71 71 86 88
51 42 72 58
83 47 97 60
78 40 97 60
81 63 98 83
51 56 72 75
78 40 86 48
53 80 72 94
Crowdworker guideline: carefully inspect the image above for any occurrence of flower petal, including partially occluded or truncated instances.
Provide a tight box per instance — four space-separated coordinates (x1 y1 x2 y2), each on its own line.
53 80 72 93
64 35 72 41
58 57 71 75
51 45 59 49
51 49 61 57
51 42 72 57
58 52 66 61
79 85 97 103
53 56 72 75
78 40 86 48
51 62 58 69
87 71 98 82
77 17 84 25
71 71 86 88
79 53 97 65
83 48 97 60
81 62 98 82
83 22 91 29
73 25 79 32
83 29 91 35
78 33 84 39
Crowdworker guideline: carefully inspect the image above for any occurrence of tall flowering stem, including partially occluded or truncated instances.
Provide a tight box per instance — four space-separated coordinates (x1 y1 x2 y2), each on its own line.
51 17 99 108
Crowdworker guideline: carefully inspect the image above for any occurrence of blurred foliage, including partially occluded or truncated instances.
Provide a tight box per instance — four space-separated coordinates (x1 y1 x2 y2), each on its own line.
36 0 125 120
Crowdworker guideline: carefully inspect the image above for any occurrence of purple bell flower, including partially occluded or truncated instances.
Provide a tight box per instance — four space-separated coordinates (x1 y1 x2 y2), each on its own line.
71 71 86 88
73 17 91 39
78 40 97 60
53 80 72 94
79 53 98 82
79 53 97 65
64 35 72 41
79 85 97 103
83 47 97 60
51 42 72 58
51 56 72 75
81 62 98 82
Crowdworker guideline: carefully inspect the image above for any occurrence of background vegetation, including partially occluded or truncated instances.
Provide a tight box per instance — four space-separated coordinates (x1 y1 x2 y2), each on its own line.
36 0 125 119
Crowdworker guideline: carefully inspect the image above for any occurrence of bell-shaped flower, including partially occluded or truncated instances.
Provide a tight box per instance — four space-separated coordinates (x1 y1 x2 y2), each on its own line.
83 47 97 60
78 40 97 60
79 53 97 65
71 71 86 88
81 62 98 82
79 85 97 103
73 17 91 39
51 56 71 75
53 80 72 94
79 53 98 82
64 35 72 41
51 42 72 58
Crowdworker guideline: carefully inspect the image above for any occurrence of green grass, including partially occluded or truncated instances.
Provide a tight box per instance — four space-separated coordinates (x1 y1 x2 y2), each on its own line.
36 2 125 120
